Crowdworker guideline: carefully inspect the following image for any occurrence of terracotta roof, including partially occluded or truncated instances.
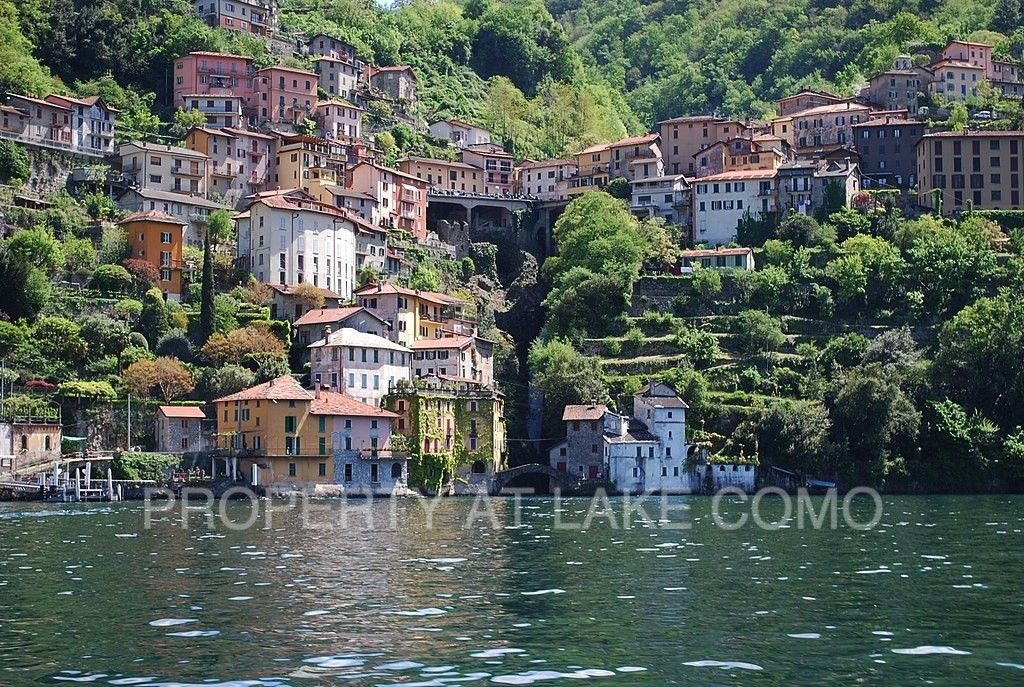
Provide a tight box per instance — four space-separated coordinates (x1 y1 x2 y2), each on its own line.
214 375 313 403
374 65 414 73
158 405 206 419
578 142 610 155
658 115 741 125
563 404 607 421
610 132 659 148
929 59 984 70
681 247 753 259
118 210 186 226
852 117 922 128
256 65 317 77
310 390 398 417
516 158 575 170
221 127 275 140
354 281 465 306
293 306 378 328
119 140 207 158
696 169 778 181
123 188 228 210
921 131 1024 138
399 156 479 170
790 102 870 118
409 336 473 350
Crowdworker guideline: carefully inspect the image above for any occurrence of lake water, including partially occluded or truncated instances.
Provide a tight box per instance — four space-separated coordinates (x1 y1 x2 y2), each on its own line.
0 494 1022 686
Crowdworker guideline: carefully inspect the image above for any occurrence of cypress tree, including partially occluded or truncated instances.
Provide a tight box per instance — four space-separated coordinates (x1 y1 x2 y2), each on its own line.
197 233 215 344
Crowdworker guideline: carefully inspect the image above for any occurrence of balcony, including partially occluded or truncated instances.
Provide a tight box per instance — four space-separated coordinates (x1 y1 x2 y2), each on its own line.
355 448 408 460
171 165 204 177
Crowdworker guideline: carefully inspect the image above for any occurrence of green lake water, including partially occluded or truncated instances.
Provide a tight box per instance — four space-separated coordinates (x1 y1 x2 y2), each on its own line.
0 494 1022 686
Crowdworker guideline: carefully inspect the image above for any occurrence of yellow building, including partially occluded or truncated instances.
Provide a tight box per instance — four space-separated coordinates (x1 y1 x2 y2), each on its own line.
213 374 399 487
353 281 476 347
568 143 611 196
272 134 348 202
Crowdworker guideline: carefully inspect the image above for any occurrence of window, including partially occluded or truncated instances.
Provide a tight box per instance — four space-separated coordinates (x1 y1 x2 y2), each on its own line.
391 462 402 479
344 463 353 482
318 437 326 455
318 463 327 477
288 462 297 477
318 416 326 433
284 415 296 432
370 463 379 483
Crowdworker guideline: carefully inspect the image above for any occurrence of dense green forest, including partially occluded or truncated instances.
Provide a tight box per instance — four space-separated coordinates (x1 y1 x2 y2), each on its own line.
2 0 1022 157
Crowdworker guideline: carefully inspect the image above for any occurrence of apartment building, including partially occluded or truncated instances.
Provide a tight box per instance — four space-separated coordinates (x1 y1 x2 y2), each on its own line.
460 143 515 194
121 210 186 300
236 190 359 299
630 174 691 227
779 101 872 151
313 57 364 102
568 143 611 196
410 336 494 387
272 134 348 201
399 156 483 192
0 93 116 157
860 56 931 113
607 133 662 181
213 375 406 494
254 66 317 124
929 59 985 101
354 281 475 347
777 90 847 116
308 328 412 406
692 169 778 245
315 99 362 141
428 119 492 148
193 0 277 35
306 34 362 63
516 158 577 200
917 131 1024 214
172 52 255 110
776 159 860 216
692 137 787 177
383 376 505 493
852 116 924 191
184 126 273 205
117 187 228 247
293 306 391 349
347 162 428 239
370 65 417 105
658 116 749 176
180 94 244 128
119 141 210 196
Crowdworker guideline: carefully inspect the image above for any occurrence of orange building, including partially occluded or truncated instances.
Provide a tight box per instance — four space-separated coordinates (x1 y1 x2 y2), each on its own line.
120 210 186 301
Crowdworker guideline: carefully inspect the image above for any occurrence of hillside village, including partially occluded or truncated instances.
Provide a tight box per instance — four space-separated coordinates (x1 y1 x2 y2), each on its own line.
1 0 1024 497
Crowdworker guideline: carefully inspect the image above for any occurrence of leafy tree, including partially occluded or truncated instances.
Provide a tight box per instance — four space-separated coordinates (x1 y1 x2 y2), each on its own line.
826 206 872 241
80 315 130 358
733 310 785 355
544 268 632 337
206 209 233 245
906 224 1000 315
62 237 97 276
408 262 442 291
639 217 680 273
825 254 868 309
171 107 206 138
777 211 833 248
755 400 835 475
113 298 143 323
155 329 194 362
604 177 631 200
200 325 287 366
0 140 29 183
196 363 255 399
528 338 608 438
123 356 194 402
949 102 969 132
0 244 49 320
691 268 723 300
0 320 25 357
291 282 326 311
138 287 170 346
89 264 134 294
98 226 130 264
123 258 160 290
34 317 88 362
6 227 61 275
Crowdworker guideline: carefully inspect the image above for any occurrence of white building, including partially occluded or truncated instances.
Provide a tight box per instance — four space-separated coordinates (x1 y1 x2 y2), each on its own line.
410 336 494 387
516 158 577 200
693 169 778 245
313 57 364 102
429 119 492 148
236 190 359 299
308 327 412 406
41 94 118 155
316 99 362 141
630 174 691 226
119 141 211 197
605 382 690 494
181 94 244 128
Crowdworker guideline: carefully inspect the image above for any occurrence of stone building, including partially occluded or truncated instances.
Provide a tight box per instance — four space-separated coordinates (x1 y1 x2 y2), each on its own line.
155 405 207 453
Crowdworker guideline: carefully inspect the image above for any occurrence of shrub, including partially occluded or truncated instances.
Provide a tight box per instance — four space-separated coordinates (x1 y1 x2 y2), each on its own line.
622 326 645 353
111 452 178 481
89 264 134 294
733 310 785 354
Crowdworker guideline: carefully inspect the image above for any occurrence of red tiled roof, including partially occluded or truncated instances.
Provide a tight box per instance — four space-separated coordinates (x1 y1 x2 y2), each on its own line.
610 132 659 148
213 375 313 403
118 210 186 226
354 281 464 305
310 390 398 417
562 404 607 421
409 336 473 350
158 405 206 419
293 306 381 328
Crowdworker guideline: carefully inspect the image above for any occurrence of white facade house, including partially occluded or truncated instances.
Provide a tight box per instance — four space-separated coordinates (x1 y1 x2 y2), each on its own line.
428 119 492 148
410 336 494 387
516 158 577 200
308 327 412 406
237 192 359 299
316 100 362 141
313 57 364 101
630 174 691 225
693 169 778 245
181 94 244 128
606 382 690 494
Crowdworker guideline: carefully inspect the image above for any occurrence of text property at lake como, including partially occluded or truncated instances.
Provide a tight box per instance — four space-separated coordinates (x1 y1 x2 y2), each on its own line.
1 495 1022 686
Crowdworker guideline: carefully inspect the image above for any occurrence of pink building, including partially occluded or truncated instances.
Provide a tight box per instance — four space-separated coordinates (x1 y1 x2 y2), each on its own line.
347 162 428 240
173 53 318 125
253 66 318 125
193 0 277 36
